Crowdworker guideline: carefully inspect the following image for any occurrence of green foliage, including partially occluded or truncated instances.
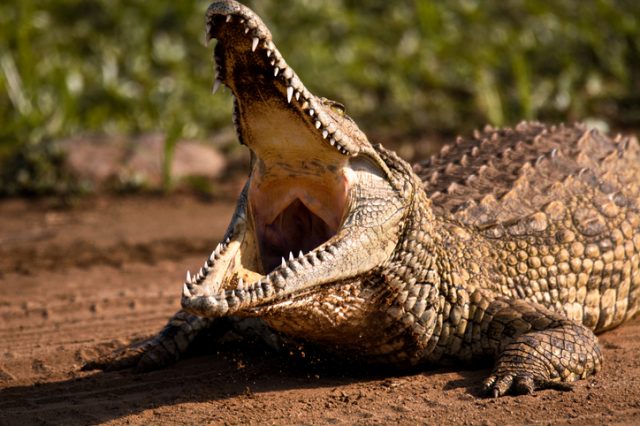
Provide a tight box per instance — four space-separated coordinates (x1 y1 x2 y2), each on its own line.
1 0 639 195
256 0 639 131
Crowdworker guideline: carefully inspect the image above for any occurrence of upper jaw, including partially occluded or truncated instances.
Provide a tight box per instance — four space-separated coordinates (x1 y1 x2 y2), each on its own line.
205 0 369 157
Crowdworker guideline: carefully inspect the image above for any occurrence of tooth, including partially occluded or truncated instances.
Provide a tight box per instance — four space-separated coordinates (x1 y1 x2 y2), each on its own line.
322 130 328 139
274 67 280 77
240 19 245 24
212 78 221 95
329 138 336 146
244 27 250 34
281 257 286 268
301 101 309 109
266 50 272 58
287 86 293 103
315 120 321 129
186 271 192 283
295 91 300 101
309 109 315 116
238 278 244 290
183 283 191 298
251 37 259 52
226 15 232 23
289 252 294 261
298 250 304 258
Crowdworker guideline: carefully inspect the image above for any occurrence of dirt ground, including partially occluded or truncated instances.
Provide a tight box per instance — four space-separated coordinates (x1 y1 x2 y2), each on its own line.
1 194 640 425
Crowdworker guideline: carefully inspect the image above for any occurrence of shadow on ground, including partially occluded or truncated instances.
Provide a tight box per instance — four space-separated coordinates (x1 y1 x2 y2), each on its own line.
0 342 483 425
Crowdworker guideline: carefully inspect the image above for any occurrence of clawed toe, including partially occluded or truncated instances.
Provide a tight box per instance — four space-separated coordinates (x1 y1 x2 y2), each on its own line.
483 372 572 397
483 374 515 397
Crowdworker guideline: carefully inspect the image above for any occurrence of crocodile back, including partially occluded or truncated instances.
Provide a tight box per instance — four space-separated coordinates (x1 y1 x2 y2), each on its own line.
413 122 640 332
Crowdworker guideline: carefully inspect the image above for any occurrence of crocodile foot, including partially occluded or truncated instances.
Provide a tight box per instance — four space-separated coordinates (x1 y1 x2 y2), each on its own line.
482 326 602 397
82 337 171 373
482 364 573 397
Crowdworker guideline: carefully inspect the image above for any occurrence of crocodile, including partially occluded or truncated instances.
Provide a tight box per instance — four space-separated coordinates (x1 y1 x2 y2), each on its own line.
85 0 640 397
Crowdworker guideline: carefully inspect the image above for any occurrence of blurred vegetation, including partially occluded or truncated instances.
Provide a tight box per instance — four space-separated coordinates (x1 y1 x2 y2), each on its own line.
1 0 639 195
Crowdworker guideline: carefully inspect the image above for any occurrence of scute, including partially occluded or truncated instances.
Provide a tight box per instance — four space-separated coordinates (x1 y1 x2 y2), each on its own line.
415 122 640 229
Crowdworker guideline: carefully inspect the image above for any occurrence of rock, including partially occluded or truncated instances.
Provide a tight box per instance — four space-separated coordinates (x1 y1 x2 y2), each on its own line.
58 133 227 191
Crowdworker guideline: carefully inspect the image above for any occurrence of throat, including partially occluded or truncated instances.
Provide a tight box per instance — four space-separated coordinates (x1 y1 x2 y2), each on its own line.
258 198 333 272
248 160 349 274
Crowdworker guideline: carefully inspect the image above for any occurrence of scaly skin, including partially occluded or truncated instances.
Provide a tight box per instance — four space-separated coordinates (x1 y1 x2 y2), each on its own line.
85 1 640 397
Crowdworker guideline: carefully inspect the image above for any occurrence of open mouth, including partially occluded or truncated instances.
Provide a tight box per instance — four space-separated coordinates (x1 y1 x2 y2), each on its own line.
257 198 337 272
181 1 402 318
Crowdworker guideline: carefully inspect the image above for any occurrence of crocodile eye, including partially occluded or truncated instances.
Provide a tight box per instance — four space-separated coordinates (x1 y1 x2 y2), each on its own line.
321 98 346 116
329 102 346 116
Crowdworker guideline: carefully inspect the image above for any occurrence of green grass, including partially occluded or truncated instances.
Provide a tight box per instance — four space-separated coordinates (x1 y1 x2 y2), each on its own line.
1 0 639 195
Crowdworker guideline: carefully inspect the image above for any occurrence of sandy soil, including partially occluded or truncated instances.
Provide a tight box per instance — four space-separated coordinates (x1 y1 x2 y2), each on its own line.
1 194 639 425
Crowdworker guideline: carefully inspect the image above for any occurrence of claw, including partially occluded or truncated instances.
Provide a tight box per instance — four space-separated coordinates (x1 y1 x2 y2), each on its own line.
484 372 555 397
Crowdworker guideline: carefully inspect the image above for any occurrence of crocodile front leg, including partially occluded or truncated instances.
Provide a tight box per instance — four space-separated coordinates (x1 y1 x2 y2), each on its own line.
469 291 603 397
83 311 220 372
83 312 285 372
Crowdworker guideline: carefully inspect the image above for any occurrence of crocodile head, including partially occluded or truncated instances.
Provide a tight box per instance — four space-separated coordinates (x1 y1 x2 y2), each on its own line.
182 1 417 332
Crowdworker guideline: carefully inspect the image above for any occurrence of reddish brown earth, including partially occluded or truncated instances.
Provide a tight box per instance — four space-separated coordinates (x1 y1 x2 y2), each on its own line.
1 194 640 425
